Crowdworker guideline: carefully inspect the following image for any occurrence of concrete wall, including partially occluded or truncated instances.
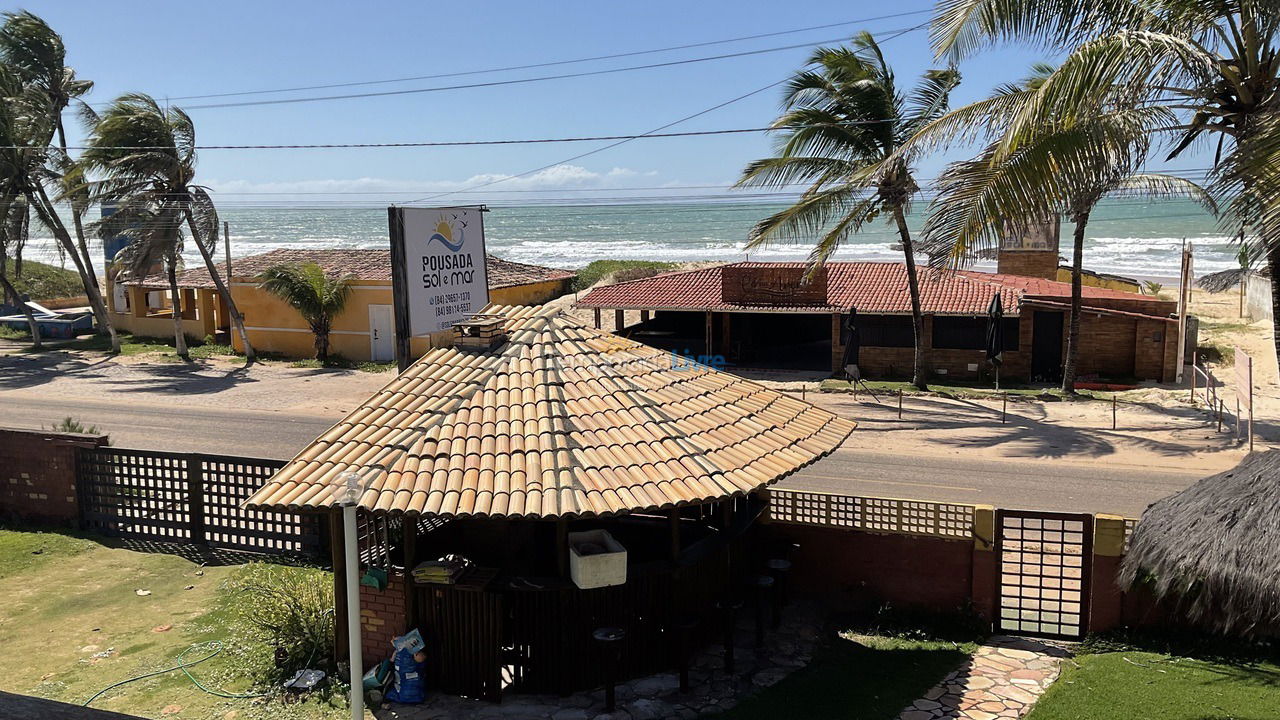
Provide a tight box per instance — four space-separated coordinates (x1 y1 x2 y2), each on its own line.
107 278 217 341
1245 272 1273 322
0 427 108 527
230 278 571 361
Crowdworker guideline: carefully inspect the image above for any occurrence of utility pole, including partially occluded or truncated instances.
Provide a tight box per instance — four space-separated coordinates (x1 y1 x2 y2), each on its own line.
223 220 232 277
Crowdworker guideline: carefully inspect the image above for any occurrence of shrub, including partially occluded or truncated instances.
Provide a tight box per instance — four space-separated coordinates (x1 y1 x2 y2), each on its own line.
47 416 100 435
223 563 335 680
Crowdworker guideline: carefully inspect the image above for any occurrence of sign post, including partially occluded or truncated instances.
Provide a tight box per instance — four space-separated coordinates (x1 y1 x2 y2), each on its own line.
1235 347 1254 452
387 206 490 371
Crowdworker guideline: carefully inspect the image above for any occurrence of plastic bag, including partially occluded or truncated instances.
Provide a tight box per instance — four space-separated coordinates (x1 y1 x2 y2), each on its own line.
384 629 426 703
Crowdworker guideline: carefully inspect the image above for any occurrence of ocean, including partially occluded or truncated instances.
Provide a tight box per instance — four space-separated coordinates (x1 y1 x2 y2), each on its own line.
22 196 1239 280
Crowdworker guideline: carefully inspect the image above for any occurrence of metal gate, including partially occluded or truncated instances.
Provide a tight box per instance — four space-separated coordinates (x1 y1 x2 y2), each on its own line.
995 509 1092 639
78 447 322 556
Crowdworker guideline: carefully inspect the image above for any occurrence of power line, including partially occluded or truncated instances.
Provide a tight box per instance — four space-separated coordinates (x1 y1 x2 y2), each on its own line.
406 22 931 205
161 10 932 102
172 25 922 111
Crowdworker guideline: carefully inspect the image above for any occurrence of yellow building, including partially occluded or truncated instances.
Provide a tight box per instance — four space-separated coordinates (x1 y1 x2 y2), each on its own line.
109 249 574 361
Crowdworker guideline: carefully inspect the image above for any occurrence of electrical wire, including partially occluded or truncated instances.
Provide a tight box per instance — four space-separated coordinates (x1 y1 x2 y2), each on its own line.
405 22 931 205
161 10 932 102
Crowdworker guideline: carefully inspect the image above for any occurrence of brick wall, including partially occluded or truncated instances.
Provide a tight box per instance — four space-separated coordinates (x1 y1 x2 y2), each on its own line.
832 314 1031 382
997 251 1059 280
768 523 995 621
360 574 408 663
0 427 108 526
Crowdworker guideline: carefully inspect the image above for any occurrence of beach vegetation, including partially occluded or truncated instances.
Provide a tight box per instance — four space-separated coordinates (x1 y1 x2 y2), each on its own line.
572 259 678 292
736 31 960 391
46 416 100 435
81 93 256 364
258 262 355 361
1 257 84 299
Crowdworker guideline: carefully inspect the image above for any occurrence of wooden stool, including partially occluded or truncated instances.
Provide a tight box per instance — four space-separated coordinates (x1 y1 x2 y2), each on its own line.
753 575 775 647
593 626 626 712
714 597 743 674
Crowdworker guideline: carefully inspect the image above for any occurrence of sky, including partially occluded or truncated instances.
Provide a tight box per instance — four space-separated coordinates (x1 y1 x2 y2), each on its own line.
22 0 1215 207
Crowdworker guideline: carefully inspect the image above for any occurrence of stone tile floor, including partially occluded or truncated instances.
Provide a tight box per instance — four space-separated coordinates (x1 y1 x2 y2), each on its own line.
896 636 1072 720
375 603 822 720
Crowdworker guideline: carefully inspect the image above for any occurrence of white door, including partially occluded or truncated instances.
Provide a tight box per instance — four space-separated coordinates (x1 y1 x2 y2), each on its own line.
368 305 394 362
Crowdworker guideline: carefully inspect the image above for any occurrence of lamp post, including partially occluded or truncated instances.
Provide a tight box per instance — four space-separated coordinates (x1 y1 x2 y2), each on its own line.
337 472 364 720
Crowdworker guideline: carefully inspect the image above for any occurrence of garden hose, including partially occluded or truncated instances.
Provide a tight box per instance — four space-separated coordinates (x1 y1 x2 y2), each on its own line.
82 641 270 707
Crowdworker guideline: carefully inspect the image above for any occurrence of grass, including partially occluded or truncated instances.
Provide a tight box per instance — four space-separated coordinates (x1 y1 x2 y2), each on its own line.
3 258 85 300
0 527 350 720
2 330 244 362
818 378 1113 402
572 259 679 292
288 355 395 373
1026 650 1280 720
716 632 976 719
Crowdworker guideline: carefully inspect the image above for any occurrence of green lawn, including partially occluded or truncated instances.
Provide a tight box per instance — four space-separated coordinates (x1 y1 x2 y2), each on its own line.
1026 650 1280 720
717 633 976 720
0 527 350 720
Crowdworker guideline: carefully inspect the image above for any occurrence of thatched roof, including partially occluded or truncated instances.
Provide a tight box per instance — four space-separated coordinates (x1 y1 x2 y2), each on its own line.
1121 451 1280 634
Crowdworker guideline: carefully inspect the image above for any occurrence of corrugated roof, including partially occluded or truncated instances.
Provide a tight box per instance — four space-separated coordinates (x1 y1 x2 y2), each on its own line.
244 303 856 519
122 249 574 291
576 261 1167 316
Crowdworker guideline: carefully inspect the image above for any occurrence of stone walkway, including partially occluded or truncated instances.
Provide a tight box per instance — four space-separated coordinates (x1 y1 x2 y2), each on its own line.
376 603 822 720
898 636 1072 720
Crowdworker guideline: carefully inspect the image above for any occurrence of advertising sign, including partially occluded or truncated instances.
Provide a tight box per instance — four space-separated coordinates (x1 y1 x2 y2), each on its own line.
391 207 489 337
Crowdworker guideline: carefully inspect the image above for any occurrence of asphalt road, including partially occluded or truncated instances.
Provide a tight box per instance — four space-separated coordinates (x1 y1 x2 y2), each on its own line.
2 391 1204 516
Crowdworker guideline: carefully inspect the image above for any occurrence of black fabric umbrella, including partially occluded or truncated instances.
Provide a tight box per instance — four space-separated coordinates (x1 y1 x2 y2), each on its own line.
841 309 860 380
985 294 1004 388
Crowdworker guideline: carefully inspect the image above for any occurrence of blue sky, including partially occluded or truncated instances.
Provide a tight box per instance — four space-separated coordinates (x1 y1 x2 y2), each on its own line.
25 0 1213 205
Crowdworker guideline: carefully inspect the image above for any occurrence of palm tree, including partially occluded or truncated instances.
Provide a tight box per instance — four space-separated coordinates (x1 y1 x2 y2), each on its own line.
101 203 191 358
80 93 256 363
0 11 98 290
258 262 354 361
927 0 1280 370
0 16 117 352
736 32 959 389
0 192 40 349
918 67 1213 391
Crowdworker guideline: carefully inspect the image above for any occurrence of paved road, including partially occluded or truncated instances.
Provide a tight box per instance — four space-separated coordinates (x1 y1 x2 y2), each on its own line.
2 391 1204 516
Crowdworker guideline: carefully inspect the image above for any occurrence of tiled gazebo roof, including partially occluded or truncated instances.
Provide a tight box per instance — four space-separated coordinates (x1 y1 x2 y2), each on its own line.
245 304 855 519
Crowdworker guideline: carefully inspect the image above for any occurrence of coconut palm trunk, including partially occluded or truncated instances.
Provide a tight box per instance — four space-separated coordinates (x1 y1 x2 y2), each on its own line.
27 184 118 352
1062 212 1090 392
313 320 331 361
0 271 40 349
183 210 254 363
164 250 188 360
892 206 928 389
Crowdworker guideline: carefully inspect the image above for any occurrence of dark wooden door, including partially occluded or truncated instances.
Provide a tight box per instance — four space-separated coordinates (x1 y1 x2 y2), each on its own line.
1031 311 1064 382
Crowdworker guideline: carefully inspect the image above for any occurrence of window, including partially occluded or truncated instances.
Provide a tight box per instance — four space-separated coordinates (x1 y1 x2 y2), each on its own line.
932 316 1020 351
851 314 914 348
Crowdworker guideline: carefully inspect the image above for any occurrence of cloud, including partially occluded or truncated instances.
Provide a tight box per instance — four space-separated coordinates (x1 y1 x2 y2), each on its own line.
204 164 664 200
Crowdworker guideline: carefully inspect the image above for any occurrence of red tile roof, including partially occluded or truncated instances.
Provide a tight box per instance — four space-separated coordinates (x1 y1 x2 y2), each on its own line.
122 249 574 291
576 261 1170 317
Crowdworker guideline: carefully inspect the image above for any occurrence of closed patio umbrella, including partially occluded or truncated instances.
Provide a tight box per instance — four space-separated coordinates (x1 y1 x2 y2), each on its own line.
985 294 1004 389
841 308 860 380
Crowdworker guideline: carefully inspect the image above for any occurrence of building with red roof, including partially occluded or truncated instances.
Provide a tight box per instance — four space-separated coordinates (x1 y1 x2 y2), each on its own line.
576 261 1182 383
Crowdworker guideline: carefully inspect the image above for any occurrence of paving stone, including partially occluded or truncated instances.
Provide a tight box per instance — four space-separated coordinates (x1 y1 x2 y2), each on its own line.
913 699 942 711
900 711 934 720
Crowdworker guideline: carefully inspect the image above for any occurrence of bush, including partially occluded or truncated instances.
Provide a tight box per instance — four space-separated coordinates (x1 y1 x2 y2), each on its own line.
572 260 679 292
47 416 101 436
223 563 335 681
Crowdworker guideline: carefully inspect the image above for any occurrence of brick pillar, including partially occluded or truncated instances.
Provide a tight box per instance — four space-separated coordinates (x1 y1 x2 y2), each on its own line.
1088 514 1127 633
970 505 997 628
359 573 409 665
0 428 108 527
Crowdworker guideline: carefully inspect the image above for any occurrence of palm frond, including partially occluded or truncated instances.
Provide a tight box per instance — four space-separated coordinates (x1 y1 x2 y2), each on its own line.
930 0 1158 59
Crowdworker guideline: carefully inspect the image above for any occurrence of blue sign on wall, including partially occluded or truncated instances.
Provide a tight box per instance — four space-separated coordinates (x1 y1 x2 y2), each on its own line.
100 203 128 262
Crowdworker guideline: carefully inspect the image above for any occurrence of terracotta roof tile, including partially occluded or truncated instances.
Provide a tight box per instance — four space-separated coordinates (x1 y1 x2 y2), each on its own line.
124 248 573 290
575 261 1168 316
245 304 855 518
